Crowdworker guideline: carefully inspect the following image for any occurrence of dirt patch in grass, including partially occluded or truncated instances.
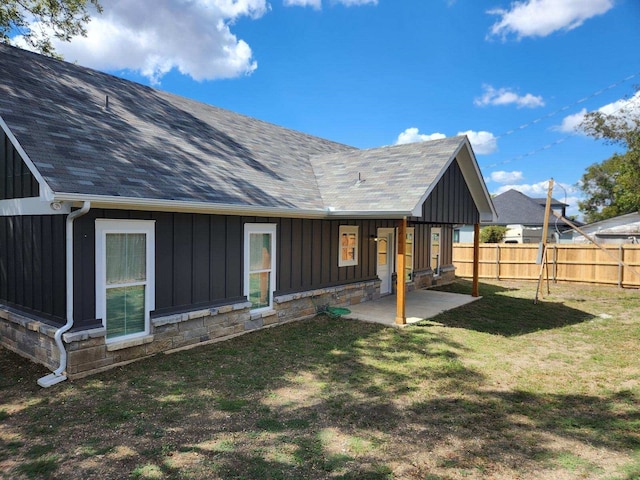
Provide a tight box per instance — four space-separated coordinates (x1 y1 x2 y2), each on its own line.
1 280 639 479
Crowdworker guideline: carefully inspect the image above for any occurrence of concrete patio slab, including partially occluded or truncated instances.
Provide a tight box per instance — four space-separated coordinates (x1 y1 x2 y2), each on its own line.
346 289 480 327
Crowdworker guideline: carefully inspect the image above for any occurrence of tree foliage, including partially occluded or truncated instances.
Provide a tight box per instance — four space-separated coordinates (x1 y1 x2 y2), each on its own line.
0 0 102 56
479 226 508 243
578 92 640 223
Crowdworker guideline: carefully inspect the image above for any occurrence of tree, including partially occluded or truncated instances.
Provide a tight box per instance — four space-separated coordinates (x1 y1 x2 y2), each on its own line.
479 226 507 243
578 91 640 223
0 0 102 57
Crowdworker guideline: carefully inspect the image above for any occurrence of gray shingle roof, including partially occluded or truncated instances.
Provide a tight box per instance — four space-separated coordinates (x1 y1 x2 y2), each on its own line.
492 189 559 226
312 137 465 213
0 44 493 218
532 197 568 207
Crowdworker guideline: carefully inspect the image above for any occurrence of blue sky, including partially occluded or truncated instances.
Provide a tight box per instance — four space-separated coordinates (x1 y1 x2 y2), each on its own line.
16 0 640 219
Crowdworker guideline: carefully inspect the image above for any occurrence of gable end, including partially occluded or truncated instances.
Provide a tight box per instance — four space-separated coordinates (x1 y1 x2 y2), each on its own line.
1 128 39 200
417 158 480 224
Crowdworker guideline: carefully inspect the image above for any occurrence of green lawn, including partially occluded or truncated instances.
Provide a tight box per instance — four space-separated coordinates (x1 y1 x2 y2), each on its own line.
1 279 639 479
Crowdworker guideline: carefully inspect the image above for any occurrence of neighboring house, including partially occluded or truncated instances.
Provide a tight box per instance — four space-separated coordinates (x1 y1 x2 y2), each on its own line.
572 212 640 244
0 45 495 384
454 189 572 244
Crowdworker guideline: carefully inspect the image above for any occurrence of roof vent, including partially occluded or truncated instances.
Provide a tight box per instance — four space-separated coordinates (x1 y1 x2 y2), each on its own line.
104 95 109 110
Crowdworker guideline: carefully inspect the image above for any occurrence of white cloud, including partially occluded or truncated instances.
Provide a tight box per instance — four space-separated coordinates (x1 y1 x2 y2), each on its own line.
395 128 446 145
475 84 544 108
15 0 269 83
556 108 587 133
395 128 498 155
284 0 322 8
457 130 498 155
488 0 614 40
556 91 640 133
490 171 524 184
494 181 549 197
284 0 376 7
597 90 640 117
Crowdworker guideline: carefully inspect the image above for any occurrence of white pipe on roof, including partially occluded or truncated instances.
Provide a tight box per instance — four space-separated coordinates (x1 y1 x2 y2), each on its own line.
37 201 91 388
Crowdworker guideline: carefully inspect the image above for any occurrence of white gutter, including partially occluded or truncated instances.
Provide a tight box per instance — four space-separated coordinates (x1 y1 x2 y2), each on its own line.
38 201 91 388
53 192 329 219
52 192 416 219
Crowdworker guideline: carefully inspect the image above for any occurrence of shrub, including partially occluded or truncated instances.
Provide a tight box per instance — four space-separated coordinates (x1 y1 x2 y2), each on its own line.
479 226 508 243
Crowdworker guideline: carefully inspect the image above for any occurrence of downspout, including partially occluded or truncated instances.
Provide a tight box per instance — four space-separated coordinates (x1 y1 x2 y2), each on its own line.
38 201 91 388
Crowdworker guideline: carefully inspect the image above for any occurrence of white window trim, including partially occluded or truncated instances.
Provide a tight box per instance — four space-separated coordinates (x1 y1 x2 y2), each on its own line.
95 219 155 344
405 226 415 283
244 223 277 313
338 225 359 267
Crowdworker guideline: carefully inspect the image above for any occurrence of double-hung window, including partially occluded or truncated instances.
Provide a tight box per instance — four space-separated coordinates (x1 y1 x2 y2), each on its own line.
338 225 358 267
244 224 277 312
96 220 155 343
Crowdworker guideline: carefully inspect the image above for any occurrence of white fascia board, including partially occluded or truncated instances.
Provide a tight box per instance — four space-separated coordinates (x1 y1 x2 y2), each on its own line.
53 192 330 218
54 193 415 219
326 209 412 219
0 197 71 216
0 115 56 201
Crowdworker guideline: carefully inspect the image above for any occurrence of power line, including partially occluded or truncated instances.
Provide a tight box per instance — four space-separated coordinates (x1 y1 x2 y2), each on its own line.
483 75 640 170
495 71 640 140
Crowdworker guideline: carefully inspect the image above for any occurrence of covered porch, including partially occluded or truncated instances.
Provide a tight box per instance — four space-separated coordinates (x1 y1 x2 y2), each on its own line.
346 287 480 327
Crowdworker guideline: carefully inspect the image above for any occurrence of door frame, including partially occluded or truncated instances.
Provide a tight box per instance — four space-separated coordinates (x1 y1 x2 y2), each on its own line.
376 227 395 295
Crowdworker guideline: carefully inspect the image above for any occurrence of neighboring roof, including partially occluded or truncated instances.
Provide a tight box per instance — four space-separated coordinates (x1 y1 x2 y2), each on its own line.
576 212 640 235
492 189 569 226
532 197 568 207
0 44 494 219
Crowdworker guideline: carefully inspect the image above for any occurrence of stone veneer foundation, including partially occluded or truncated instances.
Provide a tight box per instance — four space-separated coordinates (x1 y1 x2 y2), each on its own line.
0 279 381 379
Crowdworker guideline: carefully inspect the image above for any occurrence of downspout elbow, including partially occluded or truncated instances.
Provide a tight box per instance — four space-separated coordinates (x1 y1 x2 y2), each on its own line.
37 201 91 388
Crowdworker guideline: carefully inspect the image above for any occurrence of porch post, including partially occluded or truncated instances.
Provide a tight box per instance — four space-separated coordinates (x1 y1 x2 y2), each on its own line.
472 223 480 297
396 217 407 324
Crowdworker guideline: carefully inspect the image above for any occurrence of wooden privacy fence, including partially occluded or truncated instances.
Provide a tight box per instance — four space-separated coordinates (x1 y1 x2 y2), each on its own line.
453 243 640 288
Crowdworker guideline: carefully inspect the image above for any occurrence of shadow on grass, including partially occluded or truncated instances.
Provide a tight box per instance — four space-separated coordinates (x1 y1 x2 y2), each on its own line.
1 311 637 479
425 279 595 336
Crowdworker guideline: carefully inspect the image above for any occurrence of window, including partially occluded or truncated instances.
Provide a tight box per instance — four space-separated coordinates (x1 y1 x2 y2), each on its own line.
96 220 155 343
405 227 415 282
338 225 358 267
244 224 277 312
453 229 460 243
431 227 441 276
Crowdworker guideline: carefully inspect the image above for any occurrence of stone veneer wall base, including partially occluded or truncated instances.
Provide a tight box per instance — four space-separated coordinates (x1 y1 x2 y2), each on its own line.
0 279 381 380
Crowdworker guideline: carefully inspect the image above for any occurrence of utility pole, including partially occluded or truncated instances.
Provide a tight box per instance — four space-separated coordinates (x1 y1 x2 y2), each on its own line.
534 179 554 304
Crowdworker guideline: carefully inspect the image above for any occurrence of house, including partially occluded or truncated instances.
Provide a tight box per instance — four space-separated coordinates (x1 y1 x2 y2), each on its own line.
454 189 572 244
0 44 495 385
572 212 640 244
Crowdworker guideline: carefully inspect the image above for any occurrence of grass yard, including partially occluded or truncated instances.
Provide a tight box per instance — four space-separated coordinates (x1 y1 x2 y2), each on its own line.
1 279 639 480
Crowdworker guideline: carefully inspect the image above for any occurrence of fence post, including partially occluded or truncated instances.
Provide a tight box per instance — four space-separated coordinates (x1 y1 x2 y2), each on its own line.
553 245 558 283
618 245 624 288
472 224 480 297
496 244 500 280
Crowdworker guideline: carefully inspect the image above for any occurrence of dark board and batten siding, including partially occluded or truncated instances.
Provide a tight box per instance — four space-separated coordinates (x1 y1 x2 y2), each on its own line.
72 210 246 329
2 209 451 330
0 215 66 323
417 159 479 225
0 130 39 200
69 211 401 330
265 217 395 295
408 224 453 272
